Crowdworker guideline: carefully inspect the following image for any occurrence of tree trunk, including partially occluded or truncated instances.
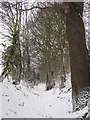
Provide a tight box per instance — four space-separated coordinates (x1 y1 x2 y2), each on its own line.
88 99 90 119
46 72 55 91
25 10 31 79
46 63 55 91
60 59 66 89
66 2 90 110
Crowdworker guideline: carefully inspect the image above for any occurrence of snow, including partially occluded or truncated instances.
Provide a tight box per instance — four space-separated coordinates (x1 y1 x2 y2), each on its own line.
0 82 2 120
0 74 88 119
0 18 3 120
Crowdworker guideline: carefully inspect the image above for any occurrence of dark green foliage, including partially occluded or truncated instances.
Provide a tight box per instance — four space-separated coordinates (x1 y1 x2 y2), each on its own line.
0 1 23 83
12 30 19 45
1 30 21 82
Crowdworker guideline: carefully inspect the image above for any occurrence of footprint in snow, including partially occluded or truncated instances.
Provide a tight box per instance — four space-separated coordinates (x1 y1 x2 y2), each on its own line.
57 96 59 98
49 105 51 107
7 99 10 102
5 94 9 97
9 109 17 114
19 102 24 106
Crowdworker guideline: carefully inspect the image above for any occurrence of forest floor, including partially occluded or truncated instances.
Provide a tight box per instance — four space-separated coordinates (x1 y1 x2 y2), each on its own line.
0 73 88 119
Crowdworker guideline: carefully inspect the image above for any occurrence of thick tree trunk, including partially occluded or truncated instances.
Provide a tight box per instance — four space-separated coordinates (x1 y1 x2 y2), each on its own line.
46 63 55 91
66 3 90 110
46 71 55 91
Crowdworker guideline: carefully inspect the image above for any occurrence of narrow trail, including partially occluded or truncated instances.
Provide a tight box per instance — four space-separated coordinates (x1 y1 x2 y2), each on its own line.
0 76 88 118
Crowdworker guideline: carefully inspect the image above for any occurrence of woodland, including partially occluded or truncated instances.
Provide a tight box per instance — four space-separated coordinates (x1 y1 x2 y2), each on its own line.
0 0 90 118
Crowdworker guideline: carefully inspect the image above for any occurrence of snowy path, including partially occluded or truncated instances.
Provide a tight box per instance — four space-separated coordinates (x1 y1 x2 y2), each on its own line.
0 76 88 118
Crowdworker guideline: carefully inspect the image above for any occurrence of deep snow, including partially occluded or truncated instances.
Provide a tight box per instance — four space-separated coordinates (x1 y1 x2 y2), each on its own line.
0 74 88 119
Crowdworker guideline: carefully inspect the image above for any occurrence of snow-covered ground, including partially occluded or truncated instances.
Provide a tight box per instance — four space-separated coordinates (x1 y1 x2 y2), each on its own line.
0 82 2 119
0 74 88 119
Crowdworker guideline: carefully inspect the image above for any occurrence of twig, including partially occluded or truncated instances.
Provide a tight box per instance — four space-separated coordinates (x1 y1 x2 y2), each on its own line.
32 92 40 96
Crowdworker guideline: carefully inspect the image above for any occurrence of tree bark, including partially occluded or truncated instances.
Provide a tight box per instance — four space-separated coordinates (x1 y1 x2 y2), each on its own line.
66 2 90 110
88 99 90 119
